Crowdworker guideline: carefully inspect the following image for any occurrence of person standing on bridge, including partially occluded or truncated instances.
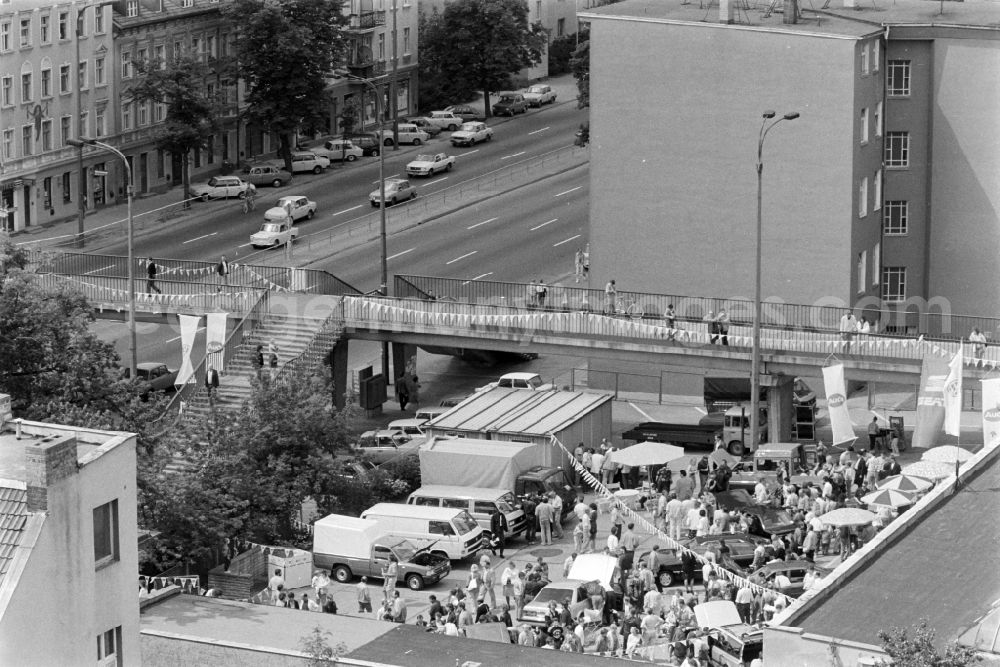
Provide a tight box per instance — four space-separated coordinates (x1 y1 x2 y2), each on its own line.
146 258 162 294
605 280 617 314
971 327 988 359
839 310 857 352
217 255 230 287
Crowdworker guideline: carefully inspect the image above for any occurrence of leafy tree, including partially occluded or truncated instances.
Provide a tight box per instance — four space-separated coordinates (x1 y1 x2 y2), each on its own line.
417 7 474 111
570 38 590 109
878 620 980 667
129 55 222 208
420 0 546 118
300 626 346 666
548 32 583 76
225 0 349 172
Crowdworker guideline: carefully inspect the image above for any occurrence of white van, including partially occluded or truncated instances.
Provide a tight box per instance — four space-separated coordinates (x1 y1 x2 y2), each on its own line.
360 503 484 561
407 485 527 538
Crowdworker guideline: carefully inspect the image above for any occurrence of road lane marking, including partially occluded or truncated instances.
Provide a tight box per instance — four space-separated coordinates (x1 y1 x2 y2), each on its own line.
332 204 363 216
467 217 498 229
386 173 399 179
462 272 494 285
530 218 558 231
183 232 217 244
694 406 708 415
387 248 415 260
555 186 582 197
167 327 205 343
84 264 114 275
446 250 478 265
553 235 581 247
424 177 449 187
462 149 480 156
528 126 550 135
237 242 252 248
629 402 654 422
501 152 527 160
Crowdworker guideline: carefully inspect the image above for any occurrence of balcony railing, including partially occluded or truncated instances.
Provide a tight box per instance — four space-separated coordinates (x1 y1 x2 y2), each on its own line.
347 10 385 30
347 59 386 79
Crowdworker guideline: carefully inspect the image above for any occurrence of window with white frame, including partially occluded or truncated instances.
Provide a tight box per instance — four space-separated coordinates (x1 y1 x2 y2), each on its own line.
40 14 50 43
60 115 71 145
79 110 88 137
883 201 908 235
137 101 148 126
41 119 51 151
860 107 868 145
0 22 9 52
21 124 32 156
0 76 9 106
206 35 216 58
126 0 138 17
122 101 132 130
182 0 193 7
557 18 565 37
97 626 122 666
95 56 105 85
881 267 906 302
59 64 70 93
378 33 384 60
191 36 200 58
20 71 31 102
95 107 105 137
154 44 165 68
93 499 119 565
62 171 72 202
874 101 882 137
872 242 880 286
41 68 51 97
874 168 882 211
887 60 910 96
873 40 880 72
137 47 147 66
58 12 68 40
78 60 87 90
857 251 866 293
403 27 410 54
95 8 105 33
121 52 131 78
861 43 869 75
76 8 85 37
19 16 31 47
885 131 909 168
859 176 868 218
2 129 13 159
154 102 166 123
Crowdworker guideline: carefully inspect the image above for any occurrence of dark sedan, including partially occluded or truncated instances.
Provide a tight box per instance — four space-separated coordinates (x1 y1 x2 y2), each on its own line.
714 489 796 537
640 534 758 588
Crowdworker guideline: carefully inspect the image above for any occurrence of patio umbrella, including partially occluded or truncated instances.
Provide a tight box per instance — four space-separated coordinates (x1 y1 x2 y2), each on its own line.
921 445 974 464
817 507 877 528
860 488 914 509
901 460 955 481
609 441 686 467
877 474 934 494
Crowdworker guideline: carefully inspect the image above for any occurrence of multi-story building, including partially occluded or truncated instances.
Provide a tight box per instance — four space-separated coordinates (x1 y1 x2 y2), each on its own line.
0 395 139 666
580 0 1000 331
0 0 114 232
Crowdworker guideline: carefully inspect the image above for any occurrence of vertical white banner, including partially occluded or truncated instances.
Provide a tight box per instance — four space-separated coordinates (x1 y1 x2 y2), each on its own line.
822 364 856 446
981 378 1000 448
175 314 201 387
943 344 963 437
205 312 229 372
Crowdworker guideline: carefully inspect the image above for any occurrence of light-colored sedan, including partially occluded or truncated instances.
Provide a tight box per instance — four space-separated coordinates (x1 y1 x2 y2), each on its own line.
406 153 454 177
450 122 493 147
263 195 316 222
250 221 299 248
423 111 465 131
188 176 256 201
369 178 417 207
313 139 364 162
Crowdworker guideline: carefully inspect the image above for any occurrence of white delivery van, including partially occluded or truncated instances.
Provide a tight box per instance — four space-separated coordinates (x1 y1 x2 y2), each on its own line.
360 503 484 561
407 485 527 538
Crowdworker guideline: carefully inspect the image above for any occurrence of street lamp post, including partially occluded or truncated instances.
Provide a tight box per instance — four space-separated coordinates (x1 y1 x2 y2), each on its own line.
67 138 136 379
751 110 799 452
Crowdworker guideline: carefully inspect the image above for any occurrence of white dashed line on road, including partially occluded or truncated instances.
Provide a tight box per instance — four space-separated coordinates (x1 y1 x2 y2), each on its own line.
528 127 550 135
462 149 481 156
446 250 478 265
530 218 558 231
183 232 217 244
462 272 494 285
629 402 654 422
237 243 252 248
332 205 363 216
501 152 527 160
553 235 581 247
424 177 449 187
387 248 415 261
555 186 582 197
467 217 498 230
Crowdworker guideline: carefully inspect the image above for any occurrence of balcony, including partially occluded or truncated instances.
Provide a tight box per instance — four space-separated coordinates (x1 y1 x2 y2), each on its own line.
347 59 386 79
346 10 386 32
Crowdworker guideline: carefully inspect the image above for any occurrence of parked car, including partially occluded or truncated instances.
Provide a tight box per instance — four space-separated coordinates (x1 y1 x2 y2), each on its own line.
519 554 622 625
369 178 417 207
713 489 796 537
406 153 455 177
477 372 553 392
242 164 292 188
423 111 465 131
347 133 381 156
352 429 421 465
286 151 329 174
408 118 443 137
250 221 299 248
387 418 426 437
188 176 255 201
523 84 557 107
375 123 429 146
313 138 364 162
439 395 470 408
492 91 527 116
443 104 483 122
128 362 178 394
450 122 493 147
755 561 831 598
640 534 757 588
263 195 316 223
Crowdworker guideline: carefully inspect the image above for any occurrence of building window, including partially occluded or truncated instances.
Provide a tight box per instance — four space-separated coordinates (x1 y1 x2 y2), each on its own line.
872 242 880 286
1 76 11 106
874 101 882 137
95 8 105 34
122 101 132 131
40 14 50 43
206 35 216 58
21 125 32 156
41 68 51 97
97 626 122 666
156 149 165 178
173 39 182 57
857 251 866 293
885 131 909 168
93 500 119 565
137 101 148 126
79 111 88 137
883 201 908 235
137 47 147 66
0 22 9 52
860 44 869 75
557 18 565 37
874 168 882 211
121 52 131 79
873 40 880 72
95 108 105 137
20 72 31 102
19 17 31 48
2 129 12 159
881 267 906 302
77 9 86 37
78 60 87 90
191 36 200 58
887 60 910 96
41 119 51 151
154 44 165 67
860 107 868 145
61 115 71 145
378 33 384 60
58 12 68 40
42 177 51 208
62 171 72 202
95 57 105 85
59 64 70 93
154 102 166 123
126 0 138 17
859 176 868 218
182 0 193 7
403 27 410 54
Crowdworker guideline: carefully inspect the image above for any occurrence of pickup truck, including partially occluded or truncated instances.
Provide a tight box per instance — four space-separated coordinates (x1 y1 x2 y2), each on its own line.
621 405 768 456
313 515 451 591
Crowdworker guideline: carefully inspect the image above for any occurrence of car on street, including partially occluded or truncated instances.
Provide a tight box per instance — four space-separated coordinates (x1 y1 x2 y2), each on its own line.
386 418 426 437
369 178 417 207
352 429 422 465
347 133 381 156
443 104 483 122
640 534 757 588
422 111 465 131
713 489 796 537
250 221 299 248
375 123 430 146
407 118 443 137
450 122 493 147
263 195 317 223
477 372 553 392
242 164 292 188
312 138 364 162
406 153 455 177
188 175 256 201
523 84 557 107
492 91 527 116
755 561 832 598
519 554 622 625
285 151 330 174
128 362 178 394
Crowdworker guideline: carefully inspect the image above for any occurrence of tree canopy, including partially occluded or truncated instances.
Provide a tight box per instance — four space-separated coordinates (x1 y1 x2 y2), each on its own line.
224 0 349 171
570 38 589 109
419 0 546 116
878 620 980 667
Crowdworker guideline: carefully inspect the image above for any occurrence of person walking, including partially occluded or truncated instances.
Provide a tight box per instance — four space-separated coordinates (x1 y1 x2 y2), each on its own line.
501 562 517 607
535 495 554 546
395 373 410 411
381 556 398 602
146 258 162 294
268 349 279 381
252 345 265 379
587 505 599 554
356 577 373 613
217 255 230 286
522 495 538 545
205 365 220 400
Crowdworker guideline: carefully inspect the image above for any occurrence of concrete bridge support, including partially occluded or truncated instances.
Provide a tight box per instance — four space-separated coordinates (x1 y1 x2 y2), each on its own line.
764 374 794 443
330 341 350 411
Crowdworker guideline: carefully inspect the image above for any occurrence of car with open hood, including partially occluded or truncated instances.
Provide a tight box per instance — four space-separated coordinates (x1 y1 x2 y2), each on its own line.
519 553 622 625
694 600 764 667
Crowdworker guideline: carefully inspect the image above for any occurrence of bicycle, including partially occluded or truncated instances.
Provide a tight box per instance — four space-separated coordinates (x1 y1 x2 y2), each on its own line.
615 295 645 320
241 191 257 214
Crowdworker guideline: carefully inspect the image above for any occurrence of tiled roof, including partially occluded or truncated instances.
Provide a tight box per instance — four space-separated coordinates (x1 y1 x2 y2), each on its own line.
0 484 28 587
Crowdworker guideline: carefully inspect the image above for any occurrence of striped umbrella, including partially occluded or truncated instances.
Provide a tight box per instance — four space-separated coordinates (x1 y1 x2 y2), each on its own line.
860 488 914 509
921 445 974 464
902 460 956 481
877 474 934 494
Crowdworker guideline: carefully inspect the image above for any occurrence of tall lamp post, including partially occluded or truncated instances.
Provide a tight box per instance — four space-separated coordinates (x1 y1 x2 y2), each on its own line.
67 138 136 379
751 110 799 451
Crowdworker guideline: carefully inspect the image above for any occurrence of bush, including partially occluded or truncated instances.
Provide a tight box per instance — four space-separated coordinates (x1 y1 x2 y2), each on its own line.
548 34 578 76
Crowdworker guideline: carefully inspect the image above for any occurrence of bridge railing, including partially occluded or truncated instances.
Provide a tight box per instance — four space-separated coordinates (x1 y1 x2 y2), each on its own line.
394 275 1000 341
341 296 999 366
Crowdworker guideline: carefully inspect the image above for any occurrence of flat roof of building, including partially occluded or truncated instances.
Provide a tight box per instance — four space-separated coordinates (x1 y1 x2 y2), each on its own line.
582 0 1000 36
429 388 611 436
785 447 1000 648
0 421 128 481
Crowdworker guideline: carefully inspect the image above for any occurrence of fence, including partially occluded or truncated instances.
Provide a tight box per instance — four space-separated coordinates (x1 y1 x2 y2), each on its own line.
270 311 342 390
394 274 1000 341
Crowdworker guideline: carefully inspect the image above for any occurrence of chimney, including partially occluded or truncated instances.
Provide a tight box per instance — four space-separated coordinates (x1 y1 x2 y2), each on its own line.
0 393 11 429
24 433 78 512
783 0 798 22
719 0 735 23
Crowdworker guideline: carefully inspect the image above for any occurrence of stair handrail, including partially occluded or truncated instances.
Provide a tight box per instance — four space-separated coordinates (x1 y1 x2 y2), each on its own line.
266 309 343 391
